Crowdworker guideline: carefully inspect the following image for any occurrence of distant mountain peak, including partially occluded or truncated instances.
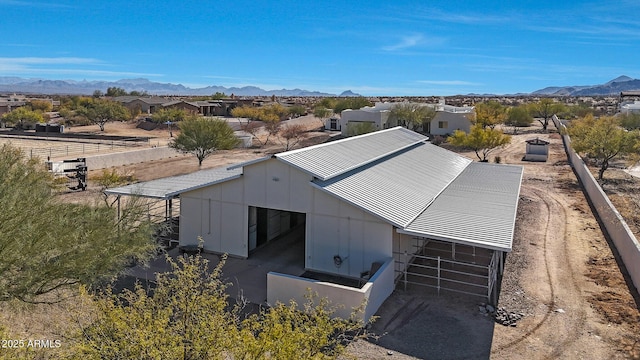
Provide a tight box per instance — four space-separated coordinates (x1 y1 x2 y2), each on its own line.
605 75 633 85
339 90 361 97
532 76 640 96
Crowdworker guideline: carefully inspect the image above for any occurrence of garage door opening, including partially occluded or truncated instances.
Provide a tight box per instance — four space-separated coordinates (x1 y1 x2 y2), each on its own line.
248 206 306 252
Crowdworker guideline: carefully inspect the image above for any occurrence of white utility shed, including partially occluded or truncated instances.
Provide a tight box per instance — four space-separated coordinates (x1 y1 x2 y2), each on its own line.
106 127 523 320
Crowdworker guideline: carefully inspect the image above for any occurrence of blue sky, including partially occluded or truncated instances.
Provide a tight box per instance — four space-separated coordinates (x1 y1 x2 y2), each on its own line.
1 0 638 96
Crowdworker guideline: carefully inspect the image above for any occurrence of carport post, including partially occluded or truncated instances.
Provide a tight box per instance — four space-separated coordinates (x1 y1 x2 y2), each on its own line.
437 256 441 296
404 251 408 291
452 243 456 260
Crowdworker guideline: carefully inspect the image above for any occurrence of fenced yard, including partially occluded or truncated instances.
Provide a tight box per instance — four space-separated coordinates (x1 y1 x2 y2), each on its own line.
0 134 150 160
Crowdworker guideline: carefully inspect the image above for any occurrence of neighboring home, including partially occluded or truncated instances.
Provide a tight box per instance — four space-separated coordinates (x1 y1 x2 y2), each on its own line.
105 127 523 321
0 99 26 116
429 99 474 136
115 96 254 116
116 96 173 114
333 100 474 136
0 94 59 117
336 102 394 133
162 100 200 114
620 100 640 114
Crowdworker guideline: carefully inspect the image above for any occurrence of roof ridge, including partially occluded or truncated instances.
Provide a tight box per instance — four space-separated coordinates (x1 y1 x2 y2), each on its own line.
316 139 427 181
275 126 422 158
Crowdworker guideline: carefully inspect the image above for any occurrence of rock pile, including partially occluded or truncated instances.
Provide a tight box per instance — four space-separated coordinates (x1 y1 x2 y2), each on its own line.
478 303 525 326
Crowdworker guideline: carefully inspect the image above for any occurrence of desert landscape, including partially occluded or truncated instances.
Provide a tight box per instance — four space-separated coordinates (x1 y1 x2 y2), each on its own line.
2 116 638 359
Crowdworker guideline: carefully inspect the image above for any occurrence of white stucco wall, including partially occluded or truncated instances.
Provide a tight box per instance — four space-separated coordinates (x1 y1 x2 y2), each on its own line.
339 109 390 135
179 158 393 278
430 111 472 136
267 257 395 322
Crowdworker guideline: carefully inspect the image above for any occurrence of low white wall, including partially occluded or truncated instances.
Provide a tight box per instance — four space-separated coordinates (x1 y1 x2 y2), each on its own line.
362 257 395 321
553 115 640 293
523 153 547 162
83 146 182 170
266 257 394 322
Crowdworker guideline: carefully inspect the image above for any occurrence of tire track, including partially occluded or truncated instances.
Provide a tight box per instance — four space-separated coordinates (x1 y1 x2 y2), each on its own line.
494 186 556 352
494 184 587 357
541 186 587 359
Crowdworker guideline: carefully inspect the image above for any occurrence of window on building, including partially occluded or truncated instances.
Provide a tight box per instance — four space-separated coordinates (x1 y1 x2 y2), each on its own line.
438 121 448 129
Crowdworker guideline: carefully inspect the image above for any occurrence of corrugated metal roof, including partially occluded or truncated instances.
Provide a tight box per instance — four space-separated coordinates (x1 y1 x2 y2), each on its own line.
401 162 523 251
104 166 242 199
276 127 427 181
313 143 472 227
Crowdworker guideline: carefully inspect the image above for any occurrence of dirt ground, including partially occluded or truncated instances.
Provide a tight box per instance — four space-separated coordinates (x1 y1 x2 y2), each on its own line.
3 119 639 359
487 125 639 359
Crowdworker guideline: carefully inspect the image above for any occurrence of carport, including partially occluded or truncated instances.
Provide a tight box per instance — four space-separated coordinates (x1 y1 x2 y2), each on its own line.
394 162 522 305
104 166 242 247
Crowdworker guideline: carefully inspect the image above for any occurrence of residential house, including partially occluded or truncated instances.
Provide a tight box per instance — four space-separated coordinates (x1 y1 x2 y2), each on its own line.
334 100 474 136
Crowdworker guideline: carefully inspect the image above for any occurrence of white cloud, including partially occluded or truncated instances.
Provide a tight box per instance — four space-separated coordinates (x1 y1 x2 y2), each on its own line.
0 57 161 78
0 57 100 66
0 0 71 7
382 34 425 51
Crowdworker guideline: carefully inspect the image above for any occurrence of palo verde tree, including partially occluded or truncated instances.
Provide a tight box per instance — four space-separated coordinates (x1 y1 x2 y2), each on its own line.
473 100 507 129
231 105 282 146
211 91 226 100
170 116 239 166
151 107 191 124
505 105 533 134
0 106 45 128
332 97 371 114
105 87 128 97
316 97 371 115
69 250 367 359
28 99 53 113
0 144 156 303
388 102 436 132
619 112 640 131
528 98 567 131
568 115 640 180
346 122 376 136
75 98 130 131
448 124 512 161
313 106 333 128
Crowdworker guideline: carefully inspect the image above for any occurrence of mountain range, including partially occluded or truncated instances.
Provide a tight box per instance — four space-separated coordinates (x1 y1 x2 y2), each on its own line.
0 77 357 97
0 76 638 97
531 76 640 96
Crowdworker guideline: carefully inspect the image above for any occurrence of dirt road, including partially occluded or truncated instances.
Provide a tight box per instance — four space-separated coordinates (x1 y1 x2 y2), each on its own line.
490 126 639 359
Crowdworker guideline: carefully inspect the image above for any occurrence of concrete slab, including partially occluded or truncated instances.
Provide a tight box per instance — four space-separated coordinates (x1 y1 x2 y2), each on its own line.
126 224 306 305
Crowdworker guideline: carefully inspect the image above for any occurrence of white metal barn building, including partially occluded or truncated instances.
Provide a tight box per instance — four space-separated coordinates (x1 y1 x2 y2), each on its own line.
106 127 523 321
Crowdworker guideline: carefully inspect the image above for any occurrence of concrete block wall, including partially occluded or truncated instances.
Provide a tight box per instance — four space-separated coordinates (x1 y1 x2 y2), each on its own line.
553 115 640 293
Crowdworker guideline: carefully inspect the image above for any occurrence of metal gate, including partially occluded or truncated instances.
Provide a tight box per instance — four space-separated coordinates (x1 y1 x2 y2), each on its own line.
394 238 501 303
